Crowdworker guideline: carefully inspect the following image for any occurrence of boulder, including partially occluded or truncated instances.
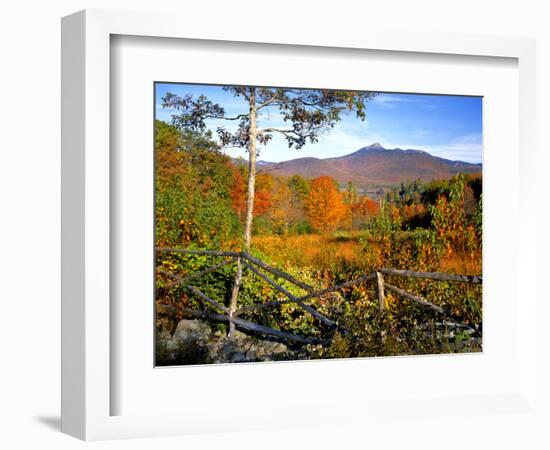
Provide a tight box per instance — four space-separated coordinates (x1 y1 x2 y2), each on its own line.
165 319 292 364
172 319 212 345
230 352 247 363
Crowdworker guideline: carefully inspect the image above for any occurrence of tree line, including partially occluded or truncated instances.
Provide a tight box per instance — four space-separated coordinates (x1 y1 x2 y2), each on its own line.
156 119 386 248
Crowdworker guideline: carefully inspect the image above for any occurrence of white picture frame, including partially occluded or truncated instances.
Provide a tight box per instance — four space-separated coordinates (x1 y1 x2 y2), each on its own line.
61 9 538 441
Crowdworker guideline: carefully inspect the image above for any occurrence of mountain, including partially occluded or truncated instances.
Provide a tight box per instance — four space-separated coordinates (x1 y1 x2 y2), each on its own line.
256 143 482 188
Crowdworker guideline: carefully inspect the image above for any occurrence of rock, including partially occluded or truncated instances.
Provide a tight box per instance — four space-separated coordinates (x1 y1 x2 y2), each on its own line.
229 329 249 343
165 339 178 353
164 319 295 364
172 319 212 344
157 329 172 342
221 340 237 357
264 341 288 354
230 352 247 363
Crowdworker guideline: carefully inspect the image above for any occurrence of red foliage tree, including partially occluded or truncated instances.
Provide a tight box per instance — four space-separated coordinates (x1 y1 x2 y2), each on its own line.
350 196 380 228
253 173 273 216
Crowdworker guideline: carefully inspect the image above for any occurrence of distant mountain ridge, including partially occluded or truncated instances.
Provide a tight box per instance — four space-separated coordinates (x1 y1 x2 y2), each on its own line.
249 143 481 188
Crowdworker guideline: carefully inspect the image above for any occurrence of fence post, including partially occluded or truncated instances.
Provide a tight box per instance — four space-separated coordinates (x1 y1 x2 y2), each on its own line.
376 271 386 310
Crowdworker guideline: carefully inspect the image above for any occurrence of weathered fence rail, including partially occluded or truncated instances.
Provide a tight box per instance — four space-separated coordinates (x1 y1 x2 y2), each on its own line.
384 283 444 314
240 260 339 330
175 308 326 345
380 268 482 284
155 247 482 346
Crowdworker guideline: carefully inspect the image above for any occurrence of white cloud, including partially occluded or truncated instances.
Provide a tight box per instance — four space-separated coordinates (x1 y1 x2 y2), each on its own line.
423 133 483 163
414 128 432 137
371 94 419 108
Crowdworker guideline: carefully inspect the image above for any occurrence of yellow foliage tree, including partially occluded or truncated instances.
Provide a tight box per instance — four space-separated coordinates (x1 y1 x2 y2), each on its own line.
305 176 348 233
269 179 293 234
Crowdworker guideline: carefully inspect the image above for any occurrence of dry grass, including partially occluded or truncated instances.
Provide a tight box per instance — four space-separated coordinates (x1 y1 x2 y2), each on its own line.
252 231 480 276
253 233 361 266
438 252 482 275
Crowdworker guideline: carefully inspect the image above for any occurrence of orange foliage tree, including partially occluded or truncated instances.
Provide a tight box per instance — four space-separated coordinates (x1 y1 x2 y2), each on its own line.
305 176 348 233
230 168 272 220
350 196 380 229
402 203 425 221
253 173 273 216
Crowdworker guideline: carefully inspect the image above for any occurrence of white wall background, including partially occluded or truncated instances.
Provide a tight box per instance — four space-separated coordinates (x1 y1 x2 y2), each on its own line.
0 1 548 449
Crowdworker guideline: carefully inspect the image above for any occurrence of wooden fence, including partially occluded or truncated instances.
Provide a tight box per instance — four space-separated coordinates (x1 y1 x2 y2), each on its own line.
156 248 482 346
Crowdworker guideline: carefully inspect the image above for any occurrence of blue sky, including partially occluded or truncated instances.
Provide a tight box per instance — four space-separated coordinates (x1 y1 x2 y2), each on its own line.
155 83 483 164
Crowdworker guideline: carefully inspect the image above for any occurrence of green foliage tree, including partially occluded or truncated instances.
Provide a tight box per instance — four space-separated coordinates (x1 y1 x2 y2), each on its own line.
155 120 239 248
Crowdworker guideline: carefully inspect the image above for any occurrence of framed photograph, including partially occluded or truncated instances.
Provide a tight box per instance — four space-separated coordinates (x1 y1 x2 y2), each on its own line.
153 82 484 368
62 9 538 441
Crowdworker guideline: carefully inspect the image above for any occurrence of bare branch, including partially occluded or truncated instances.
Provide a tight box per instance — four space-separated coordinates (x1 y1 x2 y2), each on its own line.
219 114 249 121
256 94 286 110
256 127 296 135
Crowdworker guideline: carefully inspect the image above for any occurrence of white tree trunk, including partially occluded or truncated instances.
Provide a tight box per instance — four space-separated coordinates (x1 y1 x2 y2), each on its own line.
228 88 257 336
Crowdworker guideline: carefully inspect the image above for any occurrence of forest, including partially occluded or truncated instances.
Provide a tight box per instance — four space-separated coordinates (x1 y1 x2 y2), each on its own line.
155 118 483 365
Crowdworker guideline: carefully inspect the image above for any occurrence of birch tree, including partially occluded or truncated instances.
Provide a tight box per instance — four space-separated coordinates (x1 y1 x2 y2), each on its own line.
162 87 377 336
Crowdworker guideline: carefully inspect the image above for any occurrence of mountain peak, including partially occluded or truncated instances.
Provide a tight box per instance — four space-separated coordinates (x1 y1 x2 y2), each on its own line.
367 142 385 150
256 142 482 188
348 142 386 156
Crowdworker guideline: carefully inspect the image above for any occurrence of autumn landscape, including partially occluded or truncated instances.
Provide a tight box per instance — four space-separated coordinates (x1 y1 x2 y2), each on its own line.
154 84 483 366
